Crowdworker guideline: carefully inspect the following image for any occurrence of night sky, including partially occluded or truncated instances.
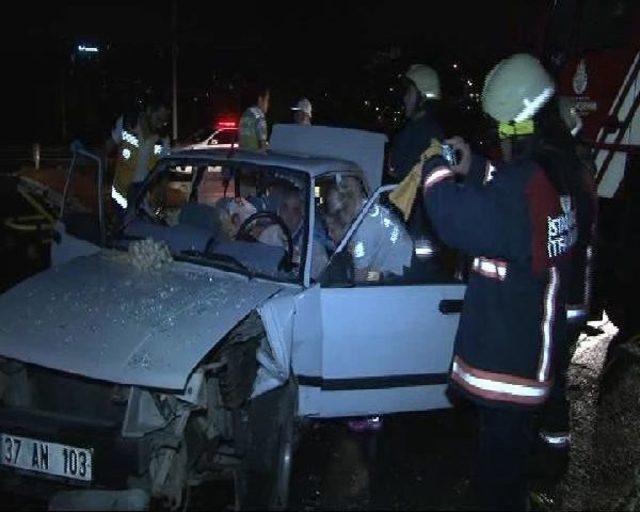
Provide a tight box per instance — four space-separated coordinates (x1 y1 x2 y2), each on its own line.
1 1 552 144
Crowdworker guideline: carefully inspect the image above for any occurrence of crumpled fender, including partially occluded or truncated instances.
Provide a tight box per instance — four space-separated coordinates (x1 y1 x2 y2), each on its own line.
253 293 297 397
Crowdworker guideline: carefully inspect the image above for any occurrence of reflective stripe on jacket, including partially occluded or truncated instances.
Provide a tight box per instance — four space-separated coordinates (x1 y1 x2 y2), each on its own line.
112 130 166 209
422 156 576 408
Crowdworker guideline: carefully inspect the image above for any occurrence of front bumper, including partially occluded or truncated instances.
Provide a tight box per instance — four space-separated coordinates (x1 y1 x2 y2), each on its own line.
0 407 144 490
49 489 150 511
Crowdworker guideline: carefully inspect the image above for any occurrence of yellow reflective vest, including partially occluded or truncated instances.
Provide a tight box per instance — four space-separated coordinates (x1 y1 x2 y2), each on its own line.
111 129 165 209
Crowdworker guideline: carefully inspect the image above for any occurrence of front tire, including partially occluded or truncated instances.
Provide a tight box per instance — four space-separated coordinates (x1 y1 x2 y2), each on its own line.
235 380 297 510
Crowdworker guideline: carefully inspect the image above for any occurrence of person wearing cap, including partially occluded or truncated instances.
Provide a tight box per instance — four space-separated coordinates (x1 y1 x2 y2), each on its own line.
394 54 578 510
291 98 312 125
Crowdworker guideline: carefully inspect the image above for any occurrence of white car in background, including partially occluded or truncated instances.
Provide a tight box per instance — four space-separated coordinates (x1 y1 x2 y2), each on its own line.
183 122 238 151
176 121 238 174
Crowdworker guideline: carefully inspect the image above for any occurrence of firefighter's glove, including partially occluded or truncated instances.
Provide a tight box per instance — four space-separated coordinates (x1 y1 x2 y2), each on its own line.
389 138 443 221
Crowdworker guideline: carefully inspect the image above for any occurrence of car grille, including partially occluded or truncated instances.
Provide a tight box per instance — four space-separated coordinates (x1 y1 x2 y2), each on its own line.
23 365 127 424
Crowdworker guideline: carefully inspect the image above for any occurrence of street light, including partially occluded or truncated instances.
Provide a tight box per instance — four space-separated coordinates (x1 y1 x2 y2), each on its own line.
78 45 99 53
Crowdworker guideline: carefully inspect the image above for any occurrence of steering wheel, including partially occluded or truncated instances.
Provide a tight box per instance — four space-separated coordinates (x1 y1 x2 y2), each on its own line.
236 212 295 271
138 202 167 226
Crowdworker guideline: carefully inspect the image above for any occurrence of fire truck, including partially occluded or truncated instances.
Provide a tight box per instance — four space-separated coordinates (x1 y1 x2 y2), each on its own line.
540 0 640 333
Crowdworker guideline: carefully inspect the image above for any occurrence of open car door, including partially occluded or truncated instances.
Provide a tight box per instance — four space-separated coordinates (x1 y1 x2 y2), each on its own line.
51 142 105 266
312 186 465 418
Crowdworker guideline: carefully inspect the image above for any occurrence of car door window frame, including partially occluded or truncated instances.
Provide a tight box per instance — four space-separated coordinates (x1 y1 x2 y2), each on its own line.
320 184 462 288
309 172 369 286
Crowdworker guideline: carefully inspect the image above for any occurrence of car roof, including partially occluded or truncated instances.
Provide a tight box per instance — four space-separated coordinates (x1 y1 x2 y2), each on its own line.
165 148 364 179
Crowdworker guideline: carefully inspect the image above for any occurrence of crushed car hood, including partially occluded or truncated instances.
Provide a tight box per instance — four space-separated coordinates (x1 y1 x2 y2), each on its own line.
0 251 283 390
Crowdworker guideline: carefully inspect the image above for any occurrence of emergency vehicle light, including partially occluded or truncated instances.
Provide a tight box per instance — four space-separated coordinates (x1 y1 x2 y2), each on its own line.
216 119 238 130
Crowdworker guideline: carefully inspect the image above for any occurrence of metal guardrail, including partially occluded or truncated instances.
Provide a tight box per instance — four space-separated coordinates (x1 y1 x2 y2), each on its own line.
0 145 73 170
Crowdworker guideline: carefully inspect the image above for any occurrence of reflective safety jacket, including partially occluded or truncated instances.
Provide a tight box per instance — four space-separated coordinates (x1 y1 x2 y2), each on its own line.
422 155 577 408
112 129 166 210
239 107 268 151
534 143 597 327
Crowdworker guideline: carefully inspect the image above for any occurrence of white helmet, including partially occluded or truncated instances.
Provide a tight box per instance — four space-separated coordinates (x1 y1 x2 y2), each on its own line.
482 53 555 123
405 64 441 100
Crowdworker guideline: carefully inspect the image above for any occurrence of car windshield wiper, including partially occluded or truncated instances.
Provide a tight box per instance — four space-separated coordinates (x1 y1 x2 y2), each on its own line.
179 250 254 279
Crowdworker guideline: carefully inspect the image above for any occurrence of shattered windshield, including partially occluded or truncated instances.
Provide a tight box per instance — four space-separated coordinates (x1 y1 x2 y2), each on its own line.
120 161 313 284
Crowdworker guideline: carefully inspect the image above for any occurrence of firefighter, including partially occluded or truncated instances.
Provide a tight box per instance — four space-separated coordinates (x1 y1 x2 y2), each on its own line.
389 64 444 180
238 82 270 151
107 100 171 220
537 96 598 456
389 64 445 272
393 54 578 510
291 98 312 125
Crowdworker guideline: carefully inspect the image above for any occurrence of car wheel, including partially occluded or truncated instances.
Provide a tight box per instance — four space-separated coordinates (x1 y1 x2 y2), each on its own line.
235 380 297 511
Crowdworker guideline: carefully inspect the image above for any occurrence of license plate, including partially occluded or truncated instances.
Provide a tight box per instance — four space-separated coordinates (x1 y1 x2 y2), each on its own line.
1 433 92 482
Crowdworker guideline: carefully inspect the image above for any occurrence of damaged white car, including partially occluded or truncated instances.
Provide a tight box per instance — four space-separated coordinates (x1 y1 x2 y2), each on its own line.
0 125 465 510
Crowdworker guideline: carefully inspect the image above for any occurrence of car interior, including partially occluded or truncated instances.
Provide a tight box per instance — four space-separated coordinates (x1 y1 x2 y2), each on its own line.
119 162 311 282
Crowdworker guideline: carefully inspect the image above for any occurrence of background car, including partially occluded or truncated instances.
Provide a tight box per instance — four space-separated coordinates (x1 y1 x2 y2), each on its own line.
175 118 239 175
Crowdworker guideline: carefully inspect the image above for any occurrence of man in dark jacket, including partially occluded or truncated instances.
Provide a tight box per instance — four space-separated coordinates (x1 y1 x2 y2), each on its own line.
419 54 578 511
389 64 446 277
389 64 444 180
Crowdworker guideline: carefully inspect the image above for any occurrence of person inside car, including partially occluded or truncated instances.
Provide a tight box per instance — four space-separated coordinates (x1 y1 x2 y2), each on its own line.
258 188 329 279
214 197 258 241
325 176 413 283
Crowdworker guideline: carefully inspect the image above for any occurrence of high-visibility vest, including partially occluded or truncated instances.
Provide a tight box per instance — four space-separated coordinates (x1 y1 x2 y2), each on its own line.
238 107 266 151
111 130 164 209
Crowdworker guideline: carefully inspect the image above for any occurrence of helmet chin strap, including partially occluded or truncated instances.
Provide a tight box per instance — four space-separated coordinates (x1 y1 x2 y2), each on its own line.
497 120 537 162
499 133 539 163
498 119 535 139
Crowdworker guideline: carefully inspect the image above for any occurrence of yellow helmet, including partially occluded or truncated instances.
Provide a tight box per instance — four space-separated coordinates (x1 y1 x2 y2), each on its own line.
405 64 441 100
482 53 555 123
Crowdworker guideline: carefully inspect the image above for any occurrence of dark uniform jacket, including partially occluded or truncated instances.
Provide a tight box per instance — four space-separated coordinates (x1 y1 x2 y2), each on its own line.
389 109 445 275
389 109 444 180
535 143 597 326
422 155 577 408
